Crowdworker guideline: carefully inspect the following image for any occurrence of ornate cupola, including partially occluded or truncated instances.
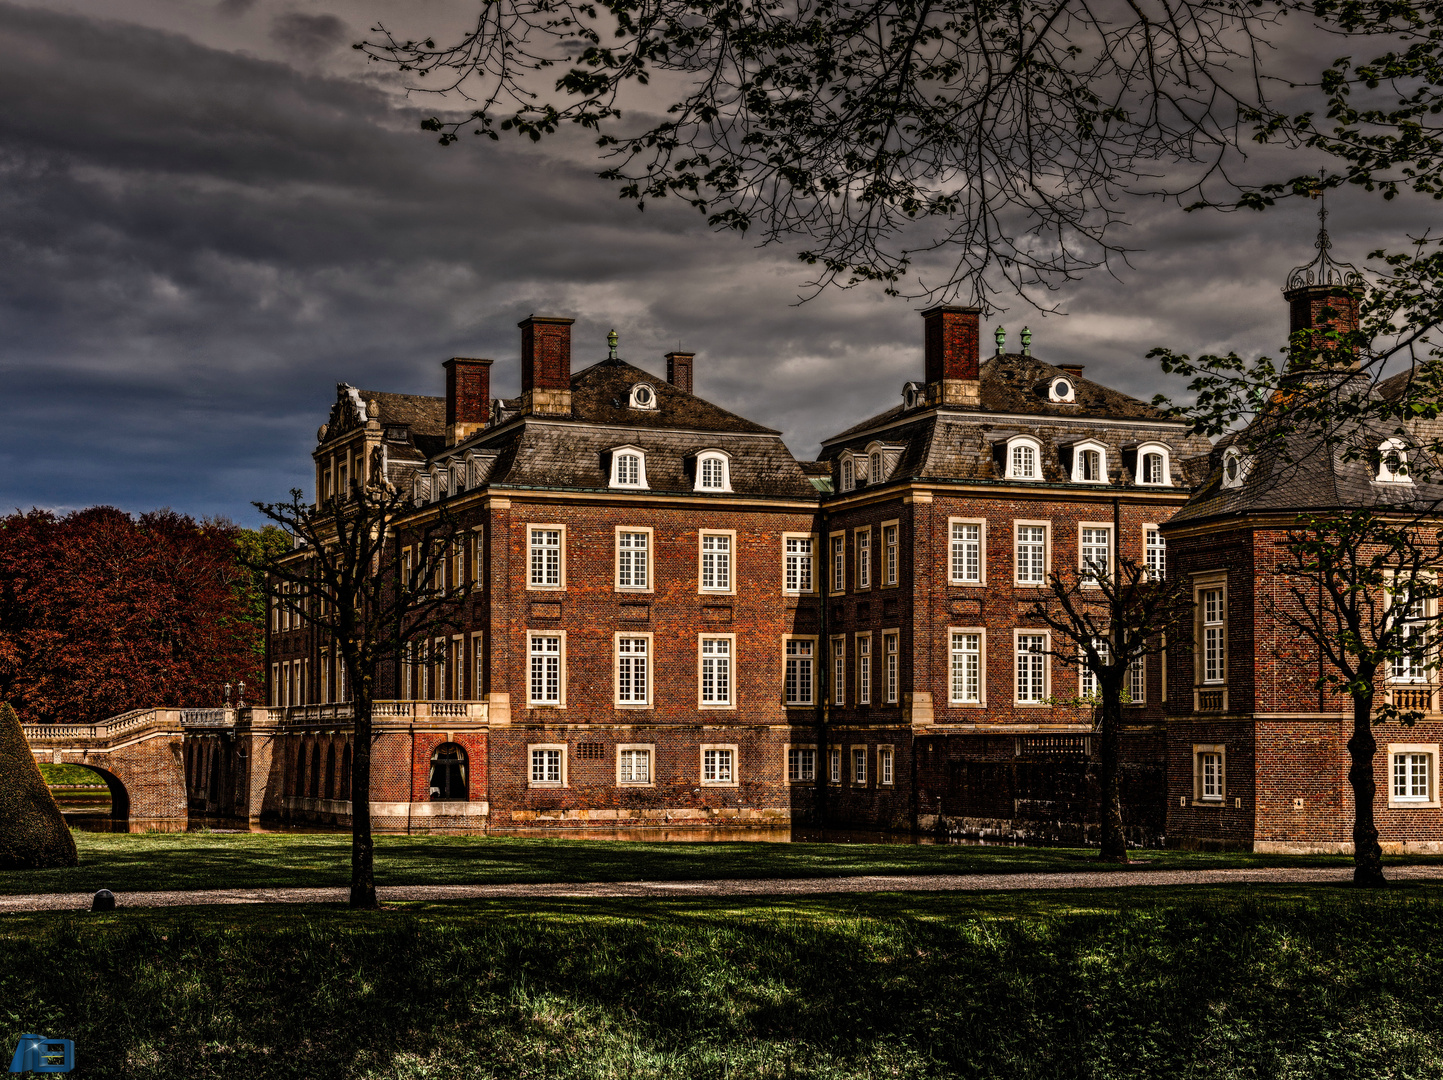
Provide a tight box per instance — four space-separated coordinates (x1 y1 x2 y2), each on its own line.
1282 195 1364 364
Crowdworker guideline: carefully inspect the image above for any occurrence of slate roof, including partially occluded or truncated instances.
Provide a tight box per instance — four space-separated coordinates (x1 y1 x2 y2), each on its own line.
569 357 778 434
1169 370 1443 526
819 354 1209 490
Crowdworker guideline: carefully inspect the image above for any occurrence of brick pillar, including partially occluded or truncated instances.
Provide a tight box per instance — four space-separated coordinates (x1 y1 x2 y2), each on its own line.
444 357 493 445
1283 285 1360 368
665 351 695 394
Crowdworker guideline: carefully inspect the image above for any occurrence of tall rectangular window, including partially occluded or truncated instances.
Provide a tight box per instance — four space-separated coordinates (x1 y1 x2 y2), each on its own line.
831 534 845 592
788 748 816 782
829 747 841 783
1016 634 1047 703
951 523 981 584
529 528 562 588
1145 528 1166 580
785 639 815 705
1199 752 1224 800
700 637 732 706
950 632 981 704
451 541 465 592
1202 588 1225 684
852 748 867 785
473 635 485 700
617 531 649 590
1016 525 1046 585
1081 639 1110 699
884 633 899 704
832 636 846 705
856 530 872 589
473 531 485 586
529 635 562 704
857 635 872 704
1081 527 1111 584
700 533 732 592
785 537 814 593
617 637 649 704
879 747 894 785
884 525 900 585
1128 655 1146 704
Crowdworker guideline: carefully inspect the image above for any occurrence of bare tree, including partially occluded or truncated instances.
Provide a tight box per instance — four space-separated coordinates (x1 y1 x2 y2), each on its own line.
1268 507 1443 886
1026 506 1194 861
253 484 467 909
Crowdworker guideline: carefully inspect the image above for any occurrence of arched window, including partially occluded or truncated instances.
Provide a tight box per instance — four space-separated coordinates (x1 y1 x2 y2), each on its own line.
309 741 321 798
1378 438 1411 483
1047 376 1076 403
1069 440 1109 484
1080 449 1102 481
1220 447 1250 490
340 744 352 801
695 451 732 492
609 447 648 489
870 451 883 482
629 383 658 409
324 744 336 800
1006 437 1042 480
429 742 469 801
1134 442 1172 486
841 457 855 492
295 742 308 794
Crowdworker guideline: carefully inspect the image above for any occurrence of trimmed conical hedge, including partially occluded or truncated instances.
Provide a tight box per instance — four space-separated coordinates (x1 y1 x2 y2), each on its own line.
0 702 79 870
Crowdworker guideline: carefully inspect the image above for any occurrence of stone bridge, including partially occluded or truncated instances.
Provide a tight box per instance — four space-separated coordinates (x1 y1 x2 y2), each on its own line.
24 701 489 831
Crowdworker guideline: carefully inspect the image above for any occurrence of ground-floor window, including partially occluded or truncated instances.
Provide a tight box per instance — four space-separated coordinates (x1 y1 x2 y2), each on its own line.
529 745 564 787
788 747 816 782
429 742 468 801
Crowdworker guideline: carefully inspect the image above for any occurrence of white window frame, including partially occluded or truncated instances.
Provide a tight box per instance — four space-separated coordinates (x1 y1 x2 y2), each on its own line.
1079 523 1113 586
1135 442 1173 486
1080 638 1110 700
614 632 653 708
472 528 485 588
828 745 842 785
1220 447 1251 490
1194 574 1227 692
949 518 985 585
782 533 818 595
1015 630 1050 705
615 526 654 593
784 635 817 706
879 745 895 786
786 744 817 783
1377 438 1412 484
851 745 868 787
528 744 567 787
840 456 856 492
527 524 566 591
700 744 739 787
527 630 567 708
831 634 846 705
694 450 732 492
855 528 872 590
949 628 985 705
881 520 901 587
1128 653 1146 705
698 530 736 595
629 383 659 410
1047 375 1077 403
1388 744 1440 807
616 743 656 786
609 445 649 489
1014 520 1050 586
829 531 846 595
1005 435 1043 480
1144 525 1166 580
471 633 484 701
856 632 872 705
698 633 736 709
1070 439 1110 484
883 631 900 704
1193 744 1225 804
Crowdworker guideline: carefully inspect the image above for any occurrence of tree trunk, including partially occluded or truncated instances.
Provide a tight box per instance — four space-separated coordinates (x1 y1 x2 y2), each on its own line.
1097 684 1128 863
1347 691 1386 888
349 679 379 908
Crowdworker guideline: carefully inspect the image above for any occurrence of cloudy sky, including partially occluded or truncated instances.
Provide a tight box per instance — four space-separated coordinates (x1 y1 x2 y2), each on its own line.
0 0 1432 525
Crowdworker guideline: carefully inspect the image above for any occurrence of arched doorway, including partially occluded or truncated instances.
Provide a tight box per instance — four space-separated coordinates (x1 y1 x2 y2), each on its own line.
428 743 468 801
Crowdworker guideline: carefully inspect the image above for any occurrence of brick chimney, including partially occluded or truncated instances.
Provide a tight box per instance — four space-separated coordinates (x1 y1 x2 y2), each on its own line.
519 315 575 416
444 357 493 446
921 305 981 407
665 351 695 394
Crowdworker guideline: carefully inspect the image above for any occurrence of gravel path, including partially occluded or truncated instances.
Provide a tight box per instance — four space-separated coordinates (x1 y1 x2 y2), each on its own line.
5 864 1443 911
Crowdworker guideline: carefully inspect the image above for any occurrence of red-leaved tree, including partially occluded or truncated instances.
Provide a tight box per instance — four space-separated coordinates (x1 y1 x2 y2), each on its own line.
0 508 261 724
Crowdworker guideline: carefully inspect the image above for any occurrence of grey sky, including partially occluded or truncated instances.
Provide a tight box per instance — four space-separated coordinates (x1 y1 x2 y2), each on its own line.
0 0 1431 524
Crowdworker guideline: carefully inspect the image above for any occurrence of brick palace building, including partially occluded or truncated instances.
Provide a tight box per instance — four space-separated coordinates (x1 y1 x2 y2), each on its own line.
256 234 1443 851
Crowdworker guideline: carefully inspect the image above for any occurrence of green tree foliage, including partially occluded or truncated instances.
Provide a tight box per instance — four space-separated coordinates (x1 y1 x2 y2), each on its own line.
233 525 292 663
0 701 78 870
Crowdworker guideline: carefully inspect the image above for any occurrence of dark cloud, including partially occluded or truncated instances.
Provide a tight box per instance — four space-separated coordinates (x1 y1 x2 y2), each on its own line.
218 0 258 14
268 11 348 57
0 1 1433 524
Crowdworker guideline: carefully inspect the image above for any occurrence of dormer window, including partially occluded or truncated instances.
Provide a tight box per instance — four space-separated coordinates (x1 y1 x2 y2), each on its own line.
903 381 925 410
1005 436 1042 480
870 451 884 483
629 383 658 410
385 425 409 443
610 446 648 489
1048 376 1077 403
1069 440 1109 484
695 450 732 492
1135 443 1172 486
840 456 855 492
1378 438 1412 483
1220 447 1251 490
451 463 466 494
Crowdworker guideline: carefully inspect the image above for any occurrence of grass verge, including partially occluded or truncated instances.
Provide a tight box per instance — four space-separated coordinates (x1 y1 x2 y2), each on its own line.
4 831 1439 896
2 886 1441 1079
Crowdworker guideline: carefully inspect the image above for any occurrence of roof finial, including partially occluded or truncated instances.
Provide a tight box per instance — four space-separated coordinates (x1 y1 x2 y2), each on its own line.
1285 174 1363 292
607 328 619 361
994 325 1006 354
1020 326 1032 356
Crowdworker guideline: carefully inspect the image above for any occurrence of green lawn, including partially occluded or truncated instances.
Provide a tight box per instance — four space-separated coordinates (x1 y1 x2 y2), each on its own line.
3 886 1441 1079
38 763 107 786
3 830 1438 895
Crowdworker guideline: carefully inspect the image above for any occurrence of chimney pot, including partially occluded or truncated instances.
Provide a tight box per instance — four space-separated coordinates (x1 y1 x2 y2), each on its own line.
665 351 696 394
1058 364 1085 379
